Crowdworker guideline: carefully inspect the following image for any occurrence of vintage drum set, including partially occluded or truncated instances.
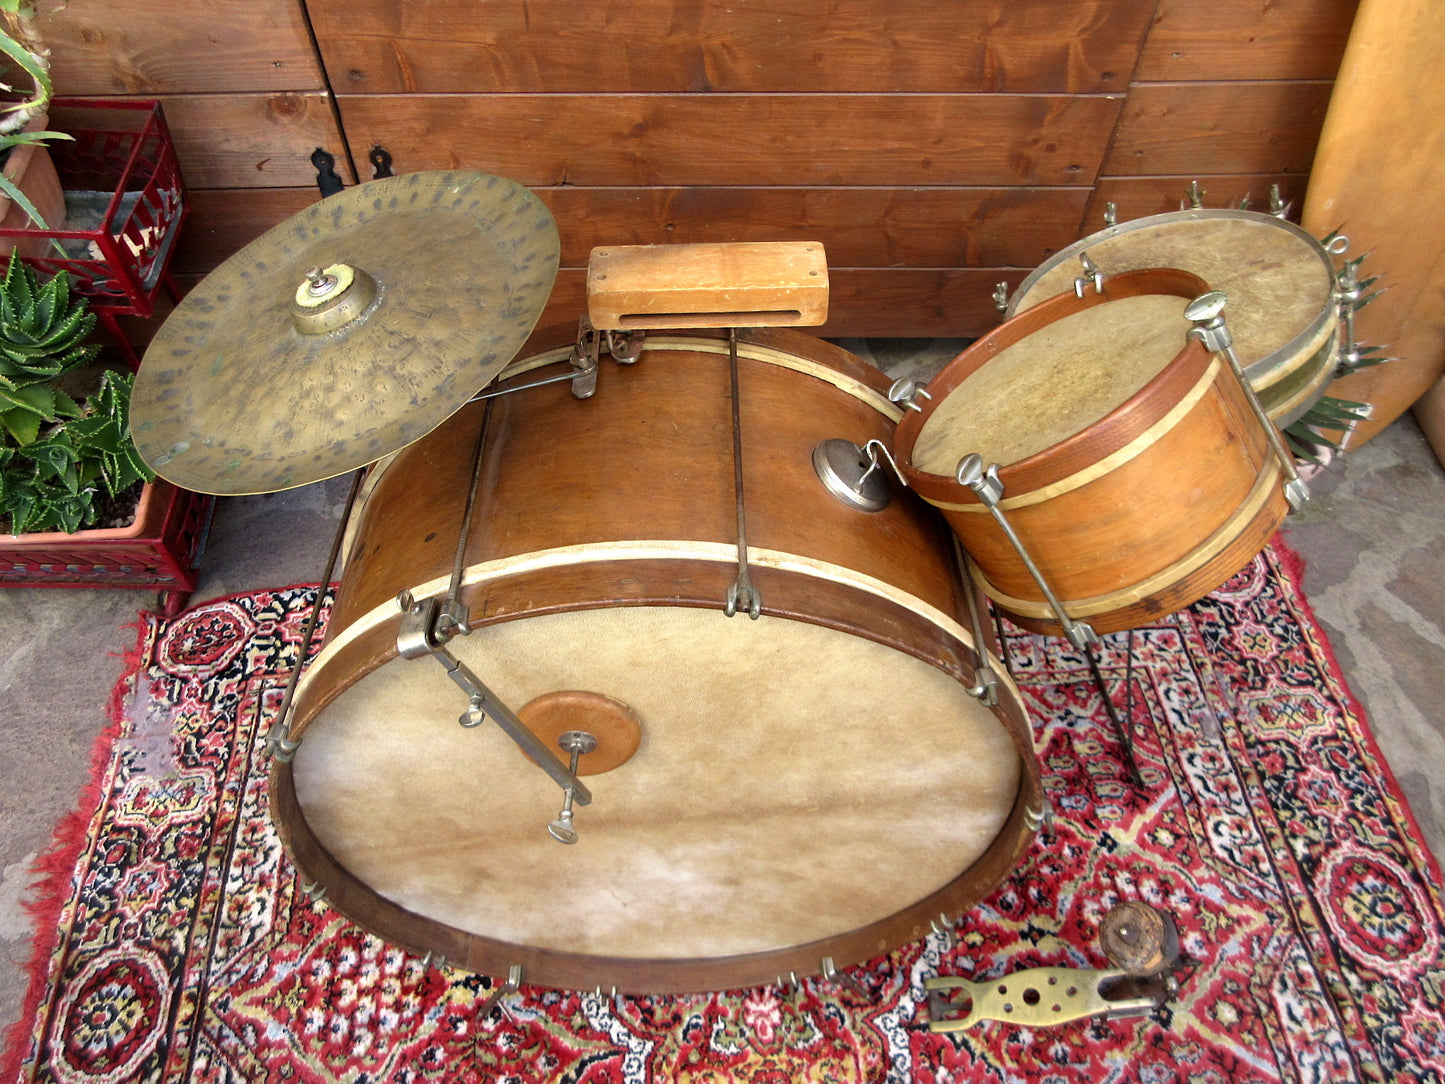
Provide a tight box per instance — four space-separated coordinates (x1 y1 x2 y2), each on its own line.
129 170 1363 1004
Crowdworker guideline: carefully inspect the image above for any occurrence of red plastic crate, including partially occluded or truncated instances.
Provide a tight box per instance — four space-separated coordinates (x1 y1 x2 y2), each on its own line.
0 98 188 347
0 479 214 615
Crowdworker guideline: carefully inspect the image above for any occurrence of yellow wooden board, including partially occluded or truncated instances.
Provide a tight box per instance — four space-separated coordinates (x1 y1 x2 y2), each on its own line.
1301 0 1445 453
587 242 829 330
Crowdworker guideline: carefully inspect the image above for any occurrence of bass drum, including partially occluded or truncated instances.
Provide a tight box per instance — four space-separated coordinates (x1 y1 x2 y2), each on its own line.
1008 208 1342 427
272 328 1043 995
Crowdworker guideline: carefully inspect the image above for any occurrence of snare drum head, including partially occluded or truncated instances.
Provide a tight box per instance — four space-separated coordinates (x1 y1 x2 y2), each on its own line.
913 292 1189 471
289 605 1021 982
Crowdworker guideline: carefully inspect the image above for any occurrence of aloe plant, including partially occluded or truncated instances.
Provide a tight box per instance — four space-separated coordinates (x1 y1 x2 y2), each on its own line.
0 257 96 442
0 260 153 533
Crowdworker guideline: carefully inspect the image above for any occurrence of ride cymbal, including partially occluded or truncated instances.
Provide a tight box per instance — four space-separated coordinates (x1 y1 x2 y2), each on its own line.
132 170 560 495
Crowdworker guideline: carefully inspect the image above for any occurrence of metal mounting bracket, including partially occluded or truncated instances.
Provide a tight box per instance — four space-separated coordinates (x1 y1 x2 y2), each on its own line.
395 591 592 807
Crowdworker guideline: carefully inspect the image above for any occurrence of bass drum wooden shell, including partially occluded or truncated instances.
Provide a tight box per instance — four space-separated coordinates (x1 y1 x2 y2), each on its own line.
272 328 1042 994
894 269 1289 636
1008 208 1342 427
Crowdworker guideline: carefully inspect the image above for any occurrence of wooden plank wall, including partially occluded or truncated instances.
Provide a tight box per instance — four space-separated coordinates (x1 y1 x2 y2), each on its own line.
30 0 1359 347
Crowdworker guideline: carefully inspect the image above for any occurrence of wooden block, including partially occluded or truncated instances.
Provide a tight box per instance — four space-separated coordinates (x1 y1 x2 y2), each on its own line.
533 266 1020 342
587 242 829 330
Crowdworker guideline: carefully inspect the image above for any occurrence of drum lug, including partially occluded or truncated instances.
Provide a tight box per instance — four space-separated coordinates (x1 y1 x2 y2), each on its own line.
993 280 1010 314
300 879 327 904
955 454 1099 652
1269 183 1292 220
1025 799 1053 838
264 720 301 763
1103 201 1117 227
1185 292 1310 511
395 589 441 659
1072 253 1105 298
820 956 870 999
965 671 999 707
888 376 933 412
1331 253 1395 382
480 963 524 1021
1334 255 1362 377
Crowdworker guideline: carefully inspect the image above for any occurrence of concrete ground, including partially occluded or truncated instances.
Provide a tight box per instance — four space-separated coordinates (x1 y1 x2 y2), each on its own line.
1 339 1442 1047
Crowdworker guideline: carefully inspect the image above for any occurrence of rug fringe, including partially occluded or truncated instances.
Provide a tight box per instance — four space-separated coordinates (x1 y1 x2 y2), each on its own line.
0 615 154 1083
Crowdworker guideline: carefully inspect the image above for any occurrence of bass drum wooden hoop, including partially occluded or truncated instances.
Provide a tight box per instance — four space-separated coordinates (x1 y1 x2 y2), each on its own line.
1008 208 1341 427
894 268 1289 636
273 327 1043 995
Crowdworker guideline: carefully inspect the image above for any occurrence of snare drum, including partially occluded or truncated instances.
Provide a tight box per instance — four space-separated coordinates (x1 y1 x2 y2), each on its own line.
272 328 1042 994
1009 209 1342 426
894 269 1289 636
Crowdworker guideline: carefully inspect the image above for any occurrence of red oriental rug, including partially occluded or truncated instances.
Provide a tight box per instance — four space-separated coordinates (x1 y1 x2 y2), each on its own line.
5 541 1445 1083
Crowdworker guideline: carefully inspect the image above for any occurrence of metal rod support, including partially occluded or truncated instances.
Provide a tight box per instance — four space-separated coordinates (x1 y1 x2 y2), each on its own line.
956 453 1098 651
1185 291 1309 510
266 467 366 760
438 642 593 806
725 328 761 618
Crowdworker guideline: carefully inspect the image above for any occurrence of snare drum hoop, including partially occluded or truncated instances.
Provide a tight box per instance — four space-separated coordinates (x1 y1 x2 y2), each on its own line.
896 267 1215 502
1008 209 1339 392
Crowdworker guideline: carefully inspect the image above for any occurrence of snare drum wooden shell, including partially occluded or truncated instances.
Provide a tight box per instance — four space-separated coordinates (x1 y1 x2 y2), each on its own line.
273 328 1042 994
895 269 1289 635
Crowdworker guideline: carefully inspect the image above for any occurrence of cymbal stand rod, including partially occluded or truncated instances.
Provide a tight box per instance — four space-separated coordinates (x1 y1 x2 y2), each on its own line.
469 366 586 401
950 535 998 707
1084 639 1146 791
438 399 494 638
265 467 366 761
1123 627 1137 745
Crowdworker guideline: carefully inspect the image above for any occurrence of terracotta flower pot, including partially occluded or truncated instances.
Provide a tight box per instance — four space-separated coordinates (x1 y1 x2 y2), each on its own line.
0 111 68 260
0 478 214 615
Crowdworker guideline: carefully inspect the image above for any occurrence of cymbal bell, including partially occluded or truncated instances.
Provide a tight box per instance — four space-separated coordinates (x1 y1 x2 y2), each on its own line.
131 170 560 496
